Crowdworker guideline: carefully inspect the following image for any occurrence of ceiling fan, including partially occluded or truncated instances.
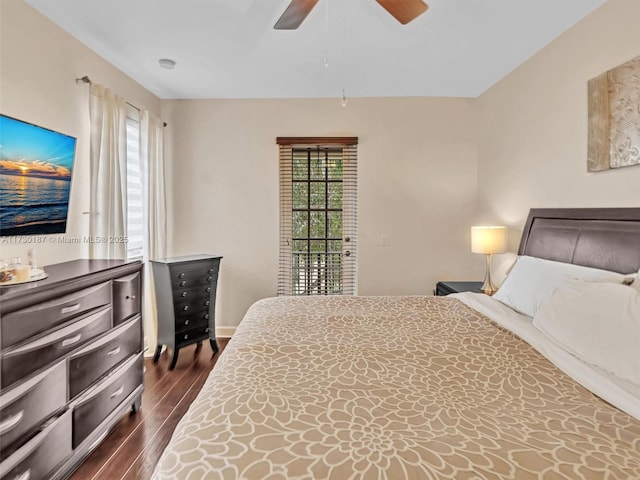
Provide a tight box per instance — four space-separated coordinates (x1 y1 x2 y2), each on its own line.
274 0 429 30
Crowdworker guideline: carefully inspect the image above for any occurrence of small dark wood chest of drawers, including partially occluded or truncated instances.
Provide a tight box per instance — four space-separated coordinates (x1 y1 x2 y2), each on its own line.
434 281 484 296
0 259 143 480
151 254 222 369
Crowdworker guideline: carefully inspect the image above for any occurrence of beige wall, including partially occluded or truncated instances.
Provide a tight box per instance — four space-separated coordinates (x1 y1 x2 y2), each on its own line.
476 0 640 279
165 98 479 329
0 0 161 265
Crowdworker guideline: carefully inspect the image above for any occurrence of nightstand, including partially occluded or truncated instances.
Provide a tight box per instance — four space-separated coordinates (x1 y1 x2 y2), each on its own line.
435 281 484 296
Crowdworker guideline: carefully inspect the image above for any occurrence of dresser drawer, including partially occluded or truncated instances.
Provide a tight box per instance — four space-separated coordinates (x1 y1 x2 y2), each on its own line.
112 272 141 325
1 307 112 389
171 284 213 303
176 325 211 348
174 298 211 320
0 410 71 480
175 312 209 334
1 282 111 349
71 353 143 448
68 315 141 400
0 362 66 452
169 262 216 289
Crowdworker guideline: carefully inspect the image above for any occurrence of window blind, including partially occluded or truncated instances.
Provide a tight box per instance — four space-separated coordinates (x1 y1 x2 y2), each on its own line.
125 117 144 260
278 137 358 296
342 143 358 295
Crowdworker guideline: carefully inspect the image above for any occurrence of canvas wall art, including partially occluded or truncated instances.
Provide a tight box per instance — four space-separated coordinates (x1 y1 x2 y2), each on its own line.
587 55 640 172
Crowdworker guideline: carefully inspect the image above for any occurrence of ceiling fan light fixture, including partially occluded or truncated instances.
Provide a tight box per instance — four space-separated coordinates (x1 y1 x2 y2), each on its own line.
158 58 177 70
375 0 429 24
274 0 320 30
275 0 429 30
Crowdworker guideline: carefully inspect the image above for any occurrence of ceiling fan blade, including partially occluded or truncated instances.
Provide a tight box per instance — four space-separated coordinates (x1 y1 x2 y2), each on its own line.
375 0 429 25
274 0 320 30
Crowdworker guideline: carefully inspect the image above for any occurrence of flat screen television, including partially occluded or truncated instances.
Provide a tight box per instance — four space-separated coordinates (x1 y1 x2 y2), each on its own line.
0 114 77 236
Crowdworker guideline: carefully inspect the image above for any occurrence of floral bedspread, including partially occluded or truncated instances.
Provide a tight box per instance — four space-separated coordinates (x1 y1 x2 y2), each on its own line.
152 296 640 480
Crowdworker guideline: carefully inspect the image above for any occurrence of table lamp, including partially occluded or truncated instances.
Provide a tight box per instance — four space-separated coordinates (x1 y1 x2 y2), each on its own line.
471 226 507 295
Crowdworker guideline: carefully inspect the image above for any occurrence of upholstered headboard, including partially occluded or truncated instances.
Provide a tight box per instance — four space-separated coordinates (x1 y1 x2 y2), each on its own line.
518 208 640 274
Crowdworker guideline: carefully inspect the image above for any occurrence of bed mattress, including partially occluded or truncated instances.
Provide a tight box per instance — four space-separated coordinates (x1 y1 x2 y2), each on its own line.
152 295 640 479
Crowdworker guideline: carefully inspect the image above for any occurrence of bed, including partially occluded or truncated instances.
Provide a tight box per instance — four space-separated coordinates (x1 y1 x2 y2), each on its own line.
152 208 640 480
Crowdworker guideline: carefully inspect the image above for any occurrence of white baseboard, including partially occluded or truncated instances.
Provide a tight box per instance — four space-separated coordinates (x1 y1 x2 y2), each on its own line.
216 326 236 338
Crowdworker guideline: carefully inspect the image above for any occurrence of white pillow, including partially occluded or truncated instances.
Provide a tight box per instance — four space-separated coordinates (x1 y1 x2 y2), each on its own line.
634 268 640 293
493 256 632 317
532 278 640 386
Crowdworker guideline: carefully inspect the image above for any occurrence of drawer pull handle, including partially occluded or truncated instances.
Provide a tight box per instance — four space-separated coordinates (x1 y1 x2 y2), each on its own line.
110 386 124 399
204 300 210 306
207 276 212 282
208 269 213 273
0 410 24 435
126 294 136 300
205 328 209 333
181 292 188 297
184 334 189 340
206 287 211 293
89 429 110 451
13 469 30 480
61 333 83 347
180 281 186 287
107 346 121 356
61 303 81 315
184 320 189 326
183 305 189 311
204 314 209 320
178 273 185 279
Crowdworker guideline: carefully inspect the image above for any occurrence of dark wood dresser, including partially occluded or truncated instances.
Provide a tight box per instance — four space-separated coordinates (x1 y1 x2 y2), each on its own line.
151 254 222 370
0 259 143 480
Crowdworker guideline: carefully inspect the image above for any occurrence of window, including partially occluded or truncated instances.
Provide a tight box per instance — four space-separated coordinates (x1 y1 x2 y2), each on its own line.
125 116 144 260
278 137 358 296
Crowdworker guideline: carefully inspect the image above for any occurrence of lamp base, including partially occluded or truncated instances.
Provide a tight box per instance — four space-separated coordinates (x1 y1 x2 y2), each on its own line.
481 254 498 295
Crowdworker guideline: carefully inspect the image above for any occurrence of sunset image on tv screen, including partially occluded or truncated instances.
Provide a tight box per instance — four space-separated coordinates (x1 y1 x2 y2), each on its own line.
0 114 76 236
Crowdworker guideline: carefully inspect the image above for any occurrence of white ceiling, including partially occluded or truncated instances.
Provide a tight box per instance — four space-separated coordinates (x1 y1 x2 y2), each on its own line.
26 0 607 100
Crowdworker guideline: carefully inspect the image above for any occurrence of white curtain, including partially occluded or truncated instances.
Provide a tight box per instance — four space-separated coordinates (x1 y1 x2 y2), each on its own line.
140 110 167 352
89 84 128 259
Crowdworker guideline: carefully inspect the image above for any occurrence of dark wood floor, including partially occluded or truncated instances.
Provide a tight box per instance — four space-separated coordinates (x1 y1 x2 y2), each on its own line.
69 339 229 480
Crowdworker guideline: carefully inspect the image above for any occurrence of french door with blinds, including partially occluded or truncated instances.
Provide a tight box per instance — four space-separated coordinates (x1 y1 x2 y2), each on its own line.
278 137 358 296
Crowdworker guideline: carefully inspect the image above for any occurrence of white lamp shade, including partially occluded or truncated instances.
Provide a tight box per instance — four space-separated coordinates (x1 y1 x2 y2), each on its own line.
471 226 507 254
